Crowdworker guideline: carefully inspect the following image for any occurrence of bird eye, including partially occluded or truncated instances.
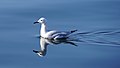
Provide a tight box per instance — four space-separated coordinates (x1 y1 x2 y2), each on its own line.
41 20 43 21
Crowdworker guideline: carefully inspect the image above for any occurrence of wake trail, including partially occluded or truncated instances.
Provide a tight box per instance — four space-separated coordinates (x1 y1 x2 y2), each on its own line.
68 29 120 47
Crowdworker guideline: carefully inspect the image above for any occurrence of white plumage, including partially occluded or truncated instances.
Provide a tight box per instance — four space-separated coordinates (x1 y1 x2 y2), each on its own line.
34 17 77 40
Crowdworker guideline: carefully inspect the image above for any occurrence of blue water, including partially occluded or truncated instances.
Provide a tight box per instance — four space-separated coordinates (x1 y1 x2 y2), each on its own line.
0 0 120 68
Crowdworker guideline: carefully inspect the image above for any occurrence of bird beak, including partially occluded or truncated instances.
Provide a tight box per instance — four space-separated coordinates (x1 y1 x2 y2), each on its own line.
34 22 39 24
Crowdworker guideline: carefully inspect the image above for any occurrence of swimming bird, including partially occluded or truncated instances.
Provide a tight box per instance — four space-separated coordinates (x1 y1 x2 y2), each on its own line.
34 17 77 40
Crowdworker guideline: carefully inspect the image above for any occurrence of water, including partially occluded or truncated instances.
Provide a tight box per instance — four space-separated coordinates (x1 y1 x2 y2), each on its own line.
0 0 120 68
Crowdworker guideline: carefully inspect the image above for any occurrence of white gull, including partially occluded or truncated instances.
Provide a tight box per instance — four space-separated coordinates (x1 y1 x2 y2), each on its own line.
34 17 77 40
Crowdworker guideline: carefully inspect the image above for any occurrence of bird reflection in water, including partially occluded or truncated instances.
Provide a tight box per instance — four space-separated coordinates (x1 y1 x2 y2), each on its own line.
33 36 78 57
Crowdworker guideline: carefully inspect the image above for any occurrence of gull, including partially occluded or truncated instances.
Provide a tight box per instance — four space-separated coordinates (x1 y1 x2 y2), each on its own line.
33 17 78 57
34 17 77 40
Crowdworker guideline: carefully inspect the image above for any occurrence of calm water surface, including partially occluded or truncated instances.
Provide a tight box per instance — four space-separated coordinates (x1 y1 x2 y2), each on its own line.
0 0 120 68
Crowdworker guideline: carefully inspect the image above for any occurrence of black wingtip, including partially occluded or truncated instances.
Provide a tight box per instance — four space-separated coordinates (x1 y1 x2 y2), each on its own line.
71 29 78 33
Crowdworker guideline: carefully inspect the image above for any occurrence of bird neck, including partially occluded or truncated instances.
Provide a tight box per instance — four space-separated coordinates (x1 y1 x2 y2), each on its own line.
40 23 46 37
